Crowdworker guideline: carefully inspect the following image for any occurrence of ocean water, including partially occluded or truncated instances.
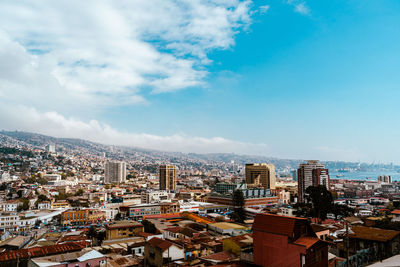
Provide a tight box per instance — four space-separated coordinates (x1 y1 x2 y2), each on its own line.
330 171 400 181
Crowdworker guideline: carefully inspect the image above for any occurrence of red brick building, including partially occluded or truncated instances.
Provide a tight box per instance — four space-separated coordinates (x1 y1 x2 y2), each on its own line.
253 213 328 267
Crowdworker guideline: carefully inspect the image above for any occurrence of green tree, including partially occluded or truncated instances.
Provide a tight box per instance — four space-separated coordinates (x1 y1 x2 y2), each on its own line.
18 199 30 211
0 183 6 191
75 189 84 196
230 189 246 223
305 185 333 221
142 219 157 234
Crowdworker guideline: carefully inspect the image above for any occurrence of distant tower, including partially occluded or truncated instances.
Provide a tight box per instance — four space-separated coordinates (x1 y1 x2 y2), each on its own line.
104 161 126 184
159 165 176 191
297 160 329 203
245 163 276 189
47 144 56 153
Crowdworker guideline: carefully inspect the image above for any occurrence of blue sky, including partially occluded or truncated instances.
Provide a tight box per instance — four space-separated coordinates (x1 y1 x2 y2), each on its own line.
1 0 400 162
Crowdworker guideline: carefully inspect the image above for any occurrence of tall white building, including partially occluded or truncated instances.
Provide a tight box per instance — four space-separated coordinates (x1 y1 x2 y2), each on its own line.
105 161 126 184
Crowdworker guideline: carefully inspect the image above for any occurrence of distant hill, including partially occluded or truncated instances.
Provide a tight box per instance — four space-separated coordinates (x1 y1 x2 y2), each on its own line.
0 130 396 171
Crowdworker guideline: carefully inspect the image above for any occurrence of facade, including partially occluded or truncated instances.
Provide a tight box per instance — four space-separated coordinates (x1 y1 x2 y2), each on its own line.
141 191 169 204
106 221 144 240
120 204 162 220
245 163 276 189
61 209 106 226
104 161 126 184
253 213 328 267
159 165 176 191
297 160 329 203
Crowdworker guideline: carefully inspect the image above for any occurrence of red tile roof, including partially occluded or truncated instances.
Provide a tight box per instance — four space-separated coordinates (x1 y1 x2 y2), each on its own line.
164 226 182 233
148 237 176 251
201 251 238 263
253 213 307 237
0 241 86 262
293 236 320 249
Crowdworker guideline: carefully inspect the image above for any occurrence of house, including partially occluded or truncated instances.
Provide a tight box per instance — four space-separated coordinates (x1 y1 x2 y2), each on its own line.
106 221 144 240
28 248 106 267
346 226 400 261
144 237 184 267
253 213 328 267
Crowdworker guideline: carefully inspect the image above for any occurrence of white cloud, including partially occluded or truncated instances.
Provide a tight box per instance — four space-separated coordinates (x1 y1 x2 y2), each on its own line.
285 0 310 15
259 5 270 14
0 0 252 109
0 105 268 155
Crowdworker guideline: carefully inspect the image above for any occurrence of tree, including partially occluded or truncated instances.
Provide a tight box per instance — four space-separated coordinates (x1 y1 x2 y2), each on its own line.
18 199 30 211
142 219 157 234
305 185 333 221
230 189 246 223
75 189 84 196
0 183 6 191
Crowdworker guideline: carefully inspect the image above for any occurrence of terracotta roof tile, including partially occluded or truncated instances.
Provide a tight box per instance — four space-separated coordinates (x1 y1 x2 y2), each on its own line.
293 236 320 249
0 241 86 262
148 237 176 251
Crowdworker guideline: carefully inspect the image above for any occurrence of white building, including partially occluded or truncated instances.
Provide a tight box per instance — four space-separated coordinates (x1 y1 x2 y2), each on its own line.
141 191 169 204
105 161 126 184
0 200 21 212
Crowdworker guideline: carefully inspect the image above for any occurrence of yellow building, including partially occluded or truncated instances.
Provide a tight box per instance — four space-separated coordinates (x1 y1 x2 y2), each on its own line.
245 163 276 189
61 209 105 226
51 201 71 209
106 221 144 240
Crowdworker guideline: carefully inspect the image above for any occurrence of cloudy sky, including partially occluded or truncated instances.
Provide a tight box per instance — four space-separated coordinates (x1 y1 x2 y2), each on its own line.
1 0 400 163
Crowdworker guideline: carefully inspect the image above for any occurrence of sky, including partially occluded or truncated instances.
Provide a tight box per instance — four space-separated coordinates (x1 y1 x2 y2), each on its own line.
1 0 400 163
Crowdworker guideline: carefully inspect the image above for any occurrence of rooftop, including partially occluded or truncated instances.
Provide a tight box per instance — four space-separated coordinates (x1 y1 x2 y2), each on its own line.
349 226 400 242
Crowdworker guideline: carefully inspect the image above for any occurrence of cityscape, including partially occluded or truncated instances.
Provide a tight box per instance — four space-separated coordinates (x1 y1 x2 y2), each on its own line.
1 1 400 267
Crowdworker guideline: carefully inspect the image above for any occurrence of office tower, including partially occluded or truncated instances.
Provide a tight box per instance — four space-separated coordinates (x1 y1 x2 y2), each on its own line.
378 175 392 183
104 161 126 184
297 160 329 203
245 163 276 189
159 165 176 191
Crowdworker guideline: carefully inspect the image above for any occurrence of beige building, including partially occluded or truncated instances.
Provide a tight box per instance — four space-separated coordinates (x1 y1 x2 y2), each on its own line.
159 165 176 191
245 163 276 189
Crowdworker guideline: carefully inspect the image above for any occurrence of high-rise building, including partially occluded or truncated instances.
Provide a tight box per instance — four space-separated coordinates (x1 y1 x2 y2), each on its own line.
378 175 392 183
245 163 276 189
159 165 176 191
297 160 329 203
104 161 126 184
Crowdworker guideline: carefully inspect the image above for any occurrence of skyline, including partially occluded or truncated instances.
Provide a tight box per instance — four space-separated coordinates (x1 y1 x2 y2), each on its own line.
1 0 400 163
